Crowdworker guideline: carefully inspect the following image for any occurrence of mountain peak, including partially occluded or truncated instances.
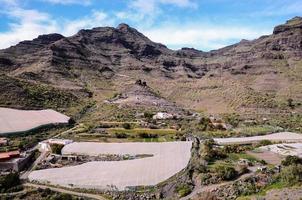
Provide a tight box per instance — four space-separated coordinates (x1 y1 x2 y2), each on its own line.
117 23 131 31
273 16 302 34
286 16 302 25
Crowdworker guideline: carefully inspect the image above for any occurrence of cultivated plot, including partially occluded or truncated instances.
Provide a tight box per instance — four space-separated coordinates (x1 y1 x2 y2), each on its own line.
0 108 70 135
29 141 192 190
259 143 302 157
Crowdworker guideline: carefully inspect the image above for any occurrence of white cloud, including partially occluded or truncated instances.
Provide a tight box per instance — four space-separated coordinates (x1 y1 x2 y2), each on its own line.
0 0 115 49
42 0 92 6
142 24 272 50
1 0 18 6
160 0 197 7
62 11 114 36
249 0 302 17
0 6 58 48
128 0 197 17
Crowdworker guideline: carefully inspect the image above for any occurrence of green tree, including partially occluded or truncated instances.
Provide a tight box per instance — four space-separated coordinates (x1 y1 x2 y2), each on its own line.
51 144 64 154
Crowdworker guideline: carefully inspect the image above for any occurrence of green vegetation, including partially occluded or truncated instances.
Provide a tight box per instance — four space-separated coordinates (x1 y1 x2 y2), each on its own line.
227 153 259 163
175 184 192 197
213 164 238 180
257 140 273 147
0 173 21 193
267 114 302 132
52 193 73 200
279 164 302 185
12 188 79 200
107 128 177 136
281 155 302 166
224 144 252 154
0 74 78 109
234 125 282 137
222 113 240 127
201 139 226 162
122 123 132 129
50 144 64 154
138 132 159 138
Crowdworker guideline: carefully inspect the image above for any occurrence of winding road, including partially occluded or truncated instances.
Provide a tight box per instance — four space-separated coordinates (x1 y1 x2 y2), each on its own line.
24 183 107 200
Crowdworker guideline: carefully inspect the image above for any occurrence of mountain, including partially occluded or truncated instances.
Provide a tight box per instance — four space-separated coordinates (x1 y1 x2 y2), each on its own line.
0 17 301 116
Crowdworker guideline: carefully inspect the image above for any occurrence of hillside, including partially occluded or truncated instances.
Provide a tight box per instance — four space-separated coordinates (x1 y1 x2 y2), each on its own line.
0 17 301 116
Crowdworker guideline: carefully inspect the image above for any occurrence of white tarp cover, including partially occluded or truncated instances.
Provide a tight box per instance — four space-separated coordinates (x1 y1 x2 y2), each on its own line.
29 141 192 190
214 132 302 145
0 108 70 134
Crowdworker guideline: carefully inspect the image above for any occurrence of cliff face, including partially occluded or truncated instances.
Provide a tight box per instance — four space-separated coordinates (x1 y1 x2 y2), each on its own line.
0 17 301 114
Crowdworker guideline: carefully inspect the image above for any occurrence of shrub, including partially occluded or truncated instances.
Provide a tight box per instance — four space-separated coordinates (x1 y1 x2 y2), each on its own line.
144 112 154 119
279 164 302 185
0 172 20 192
175 184 192 197
115 133 128 138
281 155 302 166
50 144 64 154
224 144 250 153
287 98 294 108
257 140 272 147
51 193 73 200
122 123 131 129
214 165 238 181
223 113 240 127
259 159 267 165
41 188 53 197
138 133 158 138
201 139 226 162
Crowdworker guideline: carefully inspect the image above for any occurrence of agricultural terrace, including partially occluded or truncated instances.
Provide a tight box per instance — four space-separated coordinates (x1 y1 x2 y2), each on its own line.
28 141 192 190
0 108 70 135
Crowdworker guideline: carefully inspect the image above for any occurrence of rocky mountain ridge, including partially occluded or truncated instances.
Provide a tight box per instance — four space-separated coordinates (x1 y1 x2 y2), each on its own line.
0 17 301 114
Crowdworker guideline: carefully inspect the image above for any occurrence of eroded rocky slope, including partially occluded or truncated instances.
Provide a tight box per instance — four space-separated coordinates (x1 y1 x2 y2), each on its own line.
0 17 301 114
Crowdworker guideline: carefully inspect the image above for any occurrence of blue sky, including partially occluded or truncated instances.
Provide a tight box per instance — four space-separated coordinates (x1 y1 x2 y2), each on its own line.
0 0 301 51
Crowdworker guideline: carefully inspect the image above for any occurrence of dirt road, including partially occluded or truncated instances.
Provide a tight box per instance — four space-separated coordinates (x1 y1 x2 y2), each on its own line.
21 150 49 180
24 183 107 200
181 173 253 200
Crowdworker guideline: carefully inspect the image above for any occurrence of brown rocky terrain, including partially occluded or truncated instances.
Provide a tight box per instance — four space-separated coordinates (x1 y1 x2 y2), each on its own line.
0 17 301 115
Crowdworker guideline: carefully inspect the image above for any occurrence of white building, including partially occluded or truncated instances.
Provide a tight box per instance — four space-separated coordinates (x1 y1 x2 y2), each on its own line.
39 139 73 152
153 112 174 120
48 139 73 146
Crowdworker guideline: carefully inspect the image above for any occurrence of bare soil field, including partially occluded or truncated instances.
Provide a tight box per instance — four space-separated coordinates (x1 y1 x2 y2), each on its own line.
214 132 302 145
247 151 283 165
28 141 192 190
0 107 70 135
259 143 302 158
